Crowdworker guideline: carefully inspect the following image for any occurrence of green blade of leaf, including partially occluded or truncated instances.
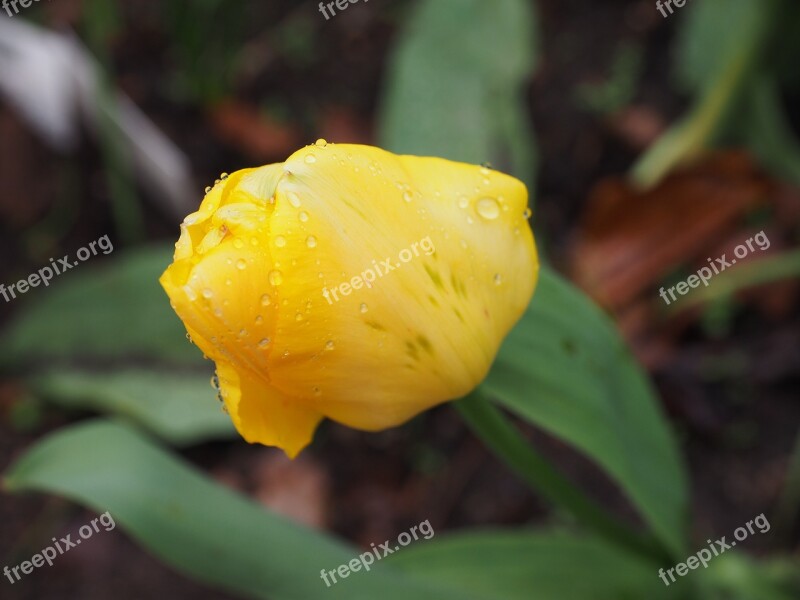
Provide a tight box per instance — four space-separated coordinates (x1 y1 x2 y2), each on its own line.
30 368 234 446
0 245 199 369
479 267 689 557
387 530 681 600
379 0 538 188
2 420 474 600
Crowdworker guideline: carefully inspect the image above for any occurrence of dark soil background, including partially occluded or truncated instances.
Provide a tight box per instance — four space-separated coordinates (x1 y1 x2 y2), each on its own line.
1 0 798 598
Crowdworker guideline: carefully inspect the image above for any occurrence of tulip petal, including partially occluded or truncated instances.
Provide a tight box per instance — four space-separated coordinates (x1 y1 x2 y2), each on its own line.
215 362 322 459
262 144 537 431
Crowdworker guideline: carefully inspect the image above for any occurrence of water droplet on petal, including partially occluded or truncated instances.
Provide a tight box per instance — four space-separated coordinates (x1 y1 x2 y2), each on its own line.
258 338 271 349
306 235 317 248
183 285 198 301
295 313 304 322
304 154 317 164
255 315 264 325
402 191 413 203
221 172 229 180
275 235 287 248
261 294 272 306
238 328 248 338
476 197 501 220
233 239 244 249
288 192 302 207
523 208 532 219
315 138 327 148
360 303 368 314
268 270 284 286
210 374 220 390
299 211 309 222
204 186 212 194
186 333 193 342
202 288 213 299
325 340 335 350
458 196 469 209
493 273 503 285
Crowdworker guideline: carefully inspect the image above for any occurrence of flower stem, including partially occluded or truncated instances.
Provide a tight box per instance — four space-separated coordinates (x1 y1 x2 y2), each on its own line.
455 391 673 563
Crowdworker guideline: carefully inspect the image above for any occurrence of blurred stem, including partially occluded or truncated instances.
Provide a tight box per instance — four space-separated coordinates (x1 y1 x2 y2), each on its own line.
83 0 146 245
455 391 673 564
674 249 800 311
630 1 775 189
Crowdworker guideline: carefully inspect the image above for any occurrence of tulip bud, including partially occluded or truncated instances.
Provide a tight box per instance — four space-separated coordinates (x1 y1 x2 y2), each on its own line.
160 143 538 457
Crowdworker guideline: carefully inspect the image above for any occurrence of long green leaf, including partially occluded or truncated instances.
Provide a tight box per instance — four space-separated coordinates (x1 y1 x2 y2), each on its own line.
0 245 198 369
379 0 538 187
387 529 680 600
2 420 472 600
31 368 234 446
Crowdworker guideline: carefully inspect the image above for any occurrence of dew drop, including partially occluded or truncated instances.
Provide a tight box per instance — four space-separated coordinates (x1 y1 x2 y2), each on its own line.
213 307 223 317
275 235 287 248
233 239 244 249
236 259 247 270
306 235 318 248
261 294 272 306
202 288 213 299
288 192 302 208
315 138 328 148
325 340 335 350
183 285 198 301
210 374 220 390
493 273 503 285
238 328 248 338
221 172 229 180
186 332 193 342
255 315 264 325
258 338 271 349
250 237 259 246
304 154 317 164
523 207 532 219
295 313 304 322
476 197 501 220
268 270 284 286
458 196 469 209
299 211 309 222
402 191 413 203
360 303 368 314
204 186 212 194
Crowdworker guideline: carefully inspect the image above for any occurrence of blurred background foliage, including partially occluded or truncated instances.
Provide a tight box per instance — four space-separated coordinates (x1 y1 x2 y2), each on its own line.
0 0 799 599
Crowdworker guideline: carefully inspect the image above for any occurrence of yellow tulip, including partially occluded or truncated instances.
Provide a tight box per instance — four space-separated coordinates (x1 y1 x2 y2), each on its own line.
160 142 538 457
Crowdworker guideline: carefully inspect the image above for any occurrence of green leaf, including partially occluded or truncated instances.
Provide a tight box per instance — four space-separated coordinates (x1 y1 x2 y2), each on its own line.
479 267 689 557
388 530 680 600
2 420 472 600
31 368 235 446
0 245 200 369
379 0 538 188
